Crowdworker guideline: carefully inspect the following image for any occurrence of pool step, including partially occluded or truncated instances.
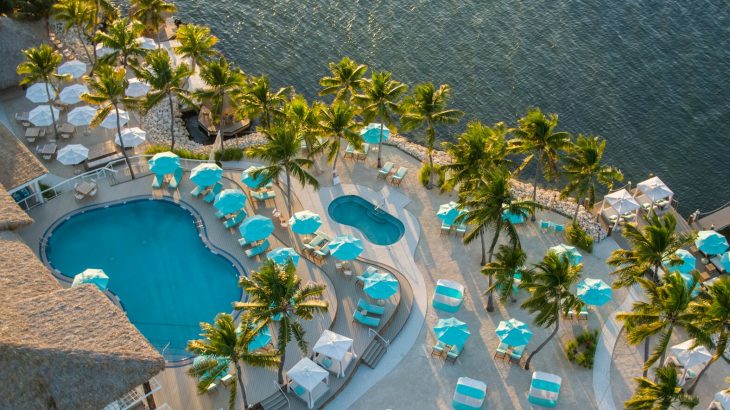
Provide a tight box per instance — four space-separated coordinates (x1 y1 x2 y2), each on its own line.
361 336 388 368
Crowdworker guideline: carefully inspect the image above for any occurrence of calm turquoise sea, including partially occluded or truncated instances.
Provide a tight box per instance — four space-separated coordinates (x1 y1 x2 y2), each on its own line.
172 0 730 215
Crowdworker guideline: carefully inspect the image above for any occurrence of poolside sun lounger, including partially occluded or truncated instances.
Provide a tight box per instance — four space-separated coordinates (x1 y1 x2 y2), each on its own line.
357 298 385 316
431 341 447 357
389 167 408 186
446 344 463 363
304 235 326 253
540 220 552 230
245 239 270 258
509 344 525 363
356 143 370 160
223 211 246 229
203 182 223 203
206 382 218 394
220 374 234 387
344 143 355 159
168 167 184 189
378 162 394 178
432 279 465 313
528 371 562 408
553 223 565 232
191 185 205 197
355 266 378 284
353 310 380 327
577 306 589 321
314 244 330 260
494 342 509 360
452 377 487 410
440 223 453 235
152 173 163 189
455 223 467 236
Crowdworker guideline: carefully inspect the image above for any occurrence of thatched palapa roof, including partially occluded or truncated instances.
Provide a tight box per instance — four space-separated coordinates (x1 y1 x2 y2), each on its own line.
0 122 47 190
0 183 33 230
0 230 60 310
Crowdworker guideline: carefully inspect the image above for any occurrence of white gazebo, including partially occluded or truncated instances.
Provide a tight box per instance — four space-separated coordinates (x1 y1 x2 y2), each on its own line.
312 330 356 377
711 390 730 410
635 176 673 213
599 188 640 230
666 339 712 385
286 357 329 409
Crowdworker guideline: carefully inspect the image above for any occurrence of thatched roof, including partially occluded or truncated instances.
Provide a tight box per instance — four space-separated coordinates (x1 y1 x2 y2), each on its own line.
0 183 33 230
0 16 47 90
0 121 47 189
0 285 165 410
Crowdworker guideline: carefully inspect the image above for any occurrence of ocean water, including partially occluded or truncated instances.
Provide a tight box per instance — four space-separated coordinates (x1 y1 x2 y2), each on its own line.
172 0 730 215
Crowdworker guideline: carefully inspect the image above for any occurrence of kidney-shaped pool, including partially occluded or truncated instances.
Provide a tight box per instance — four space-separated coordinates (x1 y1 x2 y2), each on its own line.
328 195 405 246
45 199 242 361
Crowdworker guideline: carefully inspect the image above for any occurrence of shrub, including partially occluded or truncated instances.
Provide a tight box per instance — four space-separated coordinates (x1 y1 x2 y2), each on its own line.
418 163 445 187
566 222 594 253
564 329 598 369
144 144 207 160
214 148 244 161
38 181 55 200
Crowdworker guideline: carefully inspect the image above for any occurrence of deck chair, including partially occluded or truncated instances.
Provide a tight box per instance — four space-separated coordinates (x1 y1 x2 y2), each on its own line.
553 223 565 232
304 235 326 253
455 224 467 236
191 185 205 197
390 167 408 185
168 167 184 189
446 344 463 363
452 377 487 410
152 173 163 188
203 182 223 203
493 342 509 360
344 143 355 159
378 161 394 178
528 371 562 408
357 298 385 315
540 220 552 230
353 310 380 327
440 223 453 235
355 266 378 284
509 344 525 363
223 211 246 229
245 239 270 258
314 244 330 260
577 306 589 321
431 341 447 357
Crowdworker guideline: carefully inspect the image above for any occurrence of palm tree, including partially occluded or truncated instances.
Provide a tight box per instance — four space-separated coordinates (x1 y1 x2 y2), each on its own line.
400 82 463 189
354 70 408 168
52 0 95 63
94 18 146 69
685 276 730 394
129 0 176 37
508 107 572 220
236 260 328 385
481 244 527 304
285 95 324 173
81 65 139 178
173 23 218 76
246 123 319 215
318 101 361 180
560 134 623 220
318 56 368 102
607 213 694 288
239 75 290 131
617 273 697 377
134 49 192 150
17 45 69 141
187 313 279 410
625 365 699 410
520 251 583 370
195 56 246 153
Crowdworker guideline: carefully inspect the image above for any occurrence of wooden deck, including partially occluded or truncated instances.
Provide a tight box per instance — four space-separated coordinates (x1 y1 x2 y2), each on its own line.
697 204 730 230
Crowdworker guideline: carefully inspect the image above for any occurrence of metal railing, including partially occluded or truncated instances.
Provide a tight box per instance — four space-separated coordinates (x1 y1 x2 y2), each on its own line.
272 380 291 409
368 328 390 347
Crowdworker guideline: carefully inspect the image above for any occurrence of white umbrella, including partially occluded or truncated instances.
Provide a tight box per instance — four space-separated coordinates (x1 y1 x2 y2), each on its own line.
67 105 97 126
26 82 55 103
136 36 157 50
115 127 146 147
100 110 129 129
670 340 712 368
58 84 89 105
57 60 87 79
604 189 640 214
636 176 673 202
714 390 730 410
95 43 114 57
56 144 89 165
125 78 150 97
28 105 60 127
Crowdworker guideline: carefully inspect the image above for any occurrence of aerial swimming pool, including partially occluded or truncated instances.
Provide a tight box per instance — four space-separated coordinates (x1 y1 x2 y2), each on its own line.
328 195 405 246
44 199 242 361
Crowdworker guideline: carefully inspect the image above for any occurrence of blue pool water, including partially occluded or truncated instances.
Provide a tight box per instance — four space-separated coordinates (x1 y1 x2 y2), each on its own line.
328 195 405 246
45 199 242 361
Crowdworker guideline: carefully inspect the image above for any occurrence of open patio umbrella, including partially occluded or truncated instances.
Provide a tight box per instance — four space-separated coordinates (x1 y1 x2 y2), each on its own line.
437 201 467 225
71 268 109 290
239 215 274 241
636 176 673 202
241 165 267 188
115 127 146 147
363 272 399 300
662 249 696 274
434 317 470 346
190 163 223 187
360 123 391 144
29 104 60 127
604 189 640 214
577 278 612 306
148 151 180 174
214 189 247 215
495 318 533 346
502 210 526 224
670 339 712 369
67 105 97 126
719 252 730 272
57 60 87 79
56 144 89 165
696 230 729 255
136 36 157 50
328 234 363 260
100 109 129 129
58 84 88 105
548 244 583 265
192 355 230 380
95 43 114 57
289 210 322 235
125 78 151 97
26 82 55 103
267 247 300 266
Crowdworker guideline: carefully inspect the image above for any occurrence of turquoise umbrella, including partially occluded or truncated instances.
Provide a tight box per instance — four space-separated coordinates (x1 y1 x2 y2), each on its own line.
360 123 391 144
719 252 730 272
192 355 229 380
148 151 180 174
237 323 271 351
549 244 583 265
239 215 274 241
267 247 300 266
495 318 533 346
662 249 696 274
71 268 109 291
577 278 612 306
241 165 267 189
328 234 363 260
437 201 467 225
214 189 247 215
696 230 729 255
502 210 526 224
434 317 470 346
289 210 322 235
363 272 399 300
190 163 223 187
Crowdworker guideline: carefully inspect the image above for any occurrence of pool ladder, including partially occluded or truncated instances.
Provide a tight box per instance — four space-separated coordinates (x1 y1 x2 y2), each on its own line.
373 199 386 212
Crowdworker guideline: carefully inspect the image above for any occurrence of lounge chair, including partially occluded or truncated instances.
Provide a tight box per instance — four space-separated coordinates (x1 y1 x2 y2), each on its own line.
509 344 525 363
223 211 246 229
493 342 509 360
440 222 452 235
577 306 589 321
540 220 552 230
431 341 447 357
446 344 463 363
452 377 487 410
357 298 385 315
168 167 184 189
304 235 326 253
314 244 330 261
389 167 407 186
191 185 205 197
455 223 467 236
378 162 394 178
206 382 218 394
352 310 380 327
238 237 254 248
152 173 163 189
344 143 355 159
553 223 565 232
203 183 223 203
528 371 562 408
432 279 465 313
245 239 270 258
356 143 369 160
220 374 234 387
355 266 378 284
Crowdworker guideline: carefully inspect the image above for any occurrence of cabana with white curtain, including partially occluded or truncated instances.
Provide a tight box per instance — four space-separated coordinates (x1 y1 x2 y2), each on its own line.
312 330 356 377
635 176 673 213
286 358 329 409
711 390 730 410
599 188 640 230
665 339 712 386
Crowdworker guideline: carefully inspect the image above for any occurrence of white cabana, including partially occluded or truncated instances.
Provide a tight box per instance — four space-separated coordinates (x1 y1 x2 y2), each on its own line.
57 60 87 79
599 188 641 230
711 390 730 410
59 84 89 105
115 127 146 147
136 36 157 50
29 104 60 127
56 144 89 165
667 339 712 385
286 357 329 409
26 82 55 103
312 330 356 377
635 176 673 213
125 78 151 97
100 110 129 129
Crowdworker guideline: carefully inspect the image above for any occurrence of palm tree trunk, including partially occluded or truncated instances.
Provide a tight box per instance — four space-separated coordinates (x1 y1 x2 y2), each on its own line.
44 81 59 140
573 201 581 221
479 234 486 266
485 229 501 312
76 28 93 64
114 104 136 179
524 304 560 370
277 346 287 385
167 92 176 150
531 154 541 222
686 356 716 394
642 336 650 377
658 326 674 367
235 363 248 409
426 125 435 189
377 122 384 168
331 136 341 179
286 169 292 215
218 92 226 154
